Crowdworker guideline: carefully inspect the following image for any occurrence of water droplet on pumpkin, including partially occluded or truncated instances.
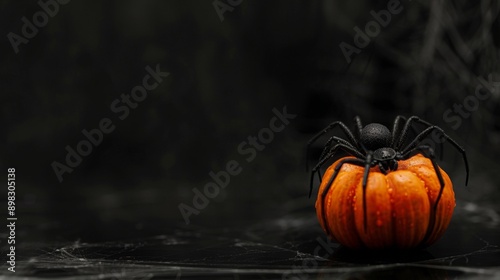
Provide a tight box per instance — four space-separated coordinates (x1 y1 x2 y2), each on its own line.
376 219 383 227
388 188 393 193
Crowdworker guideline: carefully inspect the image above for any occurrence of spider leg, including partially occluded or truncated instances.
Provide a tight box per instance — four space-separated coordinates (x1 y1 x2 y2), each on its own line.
391 159 398 171
413 118 445 161
390 115 408 148
401 126 469 186
400 145 445 211
395 116 445 160
306 121 359 171
318 136 360 167
354 116 363 140
316 141 363 181
361 153 374 233
378 161 388 174
315 138 361 183
309 143 364 198
395 116 424 149
399 145 444 243
320 157 367 236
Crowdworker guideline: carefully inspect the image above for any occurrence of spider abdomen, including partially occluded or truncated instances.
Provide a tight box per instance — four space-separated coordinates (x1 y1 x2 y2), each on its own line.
360 123 391 151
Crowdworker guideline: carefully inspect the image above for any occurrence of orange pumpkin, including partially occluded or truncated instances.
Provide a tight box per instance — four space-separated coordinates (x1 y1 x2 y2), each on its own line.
315 154 455 250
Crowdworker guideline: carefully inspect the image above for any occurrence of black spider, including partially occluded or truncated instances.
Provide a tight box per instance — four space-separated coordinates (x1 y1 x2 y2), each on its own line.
306 115 469 233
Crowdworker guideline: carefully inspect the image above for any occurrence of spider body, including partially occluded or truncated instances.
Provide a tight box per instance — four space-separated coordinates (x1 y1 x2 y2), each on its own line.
358 123 400 173
307 115 469 248
373 147 396 162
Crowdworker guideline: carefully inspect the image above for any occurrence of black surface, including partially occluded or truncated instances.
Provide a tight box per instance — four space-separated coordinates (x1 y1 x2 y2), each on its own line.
14 209 500 279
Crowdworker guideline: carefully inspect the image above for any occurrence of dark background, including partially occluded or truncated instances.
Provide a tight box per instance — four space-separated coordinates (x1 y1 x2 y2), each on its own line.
1 0 499 276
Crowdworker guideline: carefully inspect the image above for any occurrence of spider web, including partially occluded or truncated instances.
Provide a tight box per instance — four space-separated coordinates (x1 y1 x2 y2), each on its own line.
8 200 500 280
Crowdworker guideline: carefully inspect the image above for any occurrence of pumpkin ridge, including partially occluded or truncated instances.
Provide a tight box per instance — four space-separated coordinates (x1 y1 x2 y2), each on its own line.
429 167 454 245
406 165 454 246
348 170 366 248
356 172 394 249
351 173 366 248
408 168 435 245
386 176 397 249
318 162 365 249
